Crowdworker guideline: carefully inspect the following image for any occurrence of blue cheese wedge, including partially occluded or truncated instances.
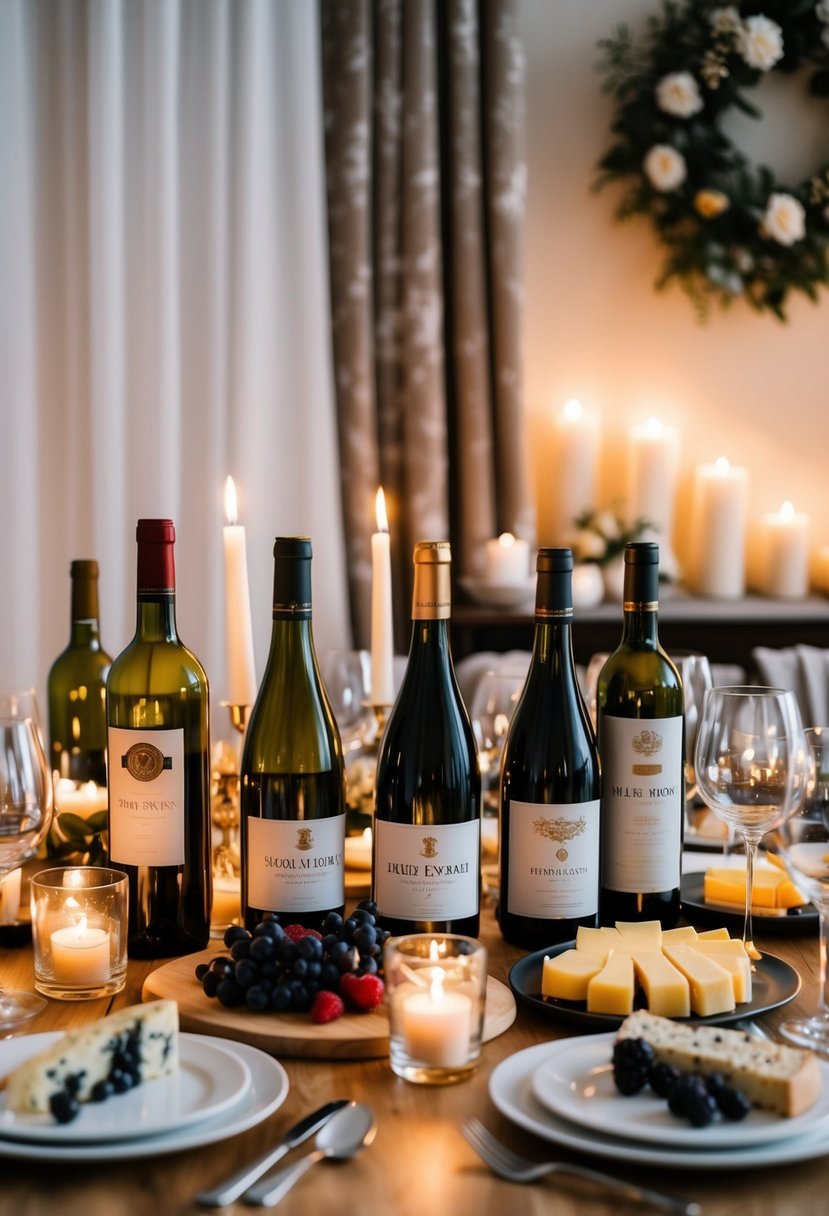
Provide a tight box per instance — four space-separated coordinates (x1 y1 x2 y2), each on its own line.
3 1000 179 1117
617 1010 821 1117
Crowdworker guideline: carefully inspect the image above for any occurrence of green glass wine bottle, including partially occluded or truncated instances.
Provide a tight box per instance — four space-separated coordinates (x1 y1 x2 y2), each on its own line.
47 560 112 787
498 548 600 948
597 541 684 928
106 520 212 957
240 538 346 933
373 541 481 937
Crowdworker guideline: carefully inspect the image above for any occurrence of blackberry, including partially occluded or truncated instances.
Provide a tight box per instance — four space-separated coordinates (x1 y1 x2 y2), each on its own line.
612 1038 656 1096
714 1083 751 1121
50 1091 80 1124
648 1062 681 1098
669 1074 718 1127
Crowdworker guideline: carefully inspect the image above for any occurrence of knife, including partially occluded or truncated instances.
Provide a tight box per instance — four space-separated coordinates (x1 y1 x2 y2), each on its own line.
196 1099 351 1208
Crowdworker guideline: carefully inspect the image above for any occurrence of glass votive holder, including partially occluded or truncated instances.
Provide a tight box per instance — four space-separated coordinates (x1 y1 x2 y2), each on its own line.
31 867 128 1000
385 933 488 1085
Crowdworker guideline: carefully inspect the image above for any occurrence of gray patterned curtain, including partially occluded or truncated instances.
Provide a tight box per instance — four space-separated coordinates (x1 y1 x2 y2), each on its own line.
321 0 532 650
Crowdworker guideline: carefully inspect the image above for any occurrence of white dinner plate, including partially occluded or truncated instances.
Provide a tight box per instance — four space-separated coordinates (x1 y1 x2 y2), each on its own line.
0 1031 252 1143
530 1032 829 1149
0 1037 288 1162
490 1042 829 1171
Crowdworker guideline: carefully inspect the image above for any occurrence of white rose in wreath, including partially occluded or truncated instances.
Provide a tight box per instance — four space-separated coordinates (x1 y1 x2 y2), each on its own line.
643 144 687 191
737 15 784 71
709 7 740 34
761 192 806 246
655 72 704 118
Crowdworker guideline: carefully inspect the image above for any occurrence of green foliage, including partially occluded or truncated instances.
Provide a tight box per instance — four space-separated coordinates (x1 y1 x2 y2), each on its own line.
595 1 829 319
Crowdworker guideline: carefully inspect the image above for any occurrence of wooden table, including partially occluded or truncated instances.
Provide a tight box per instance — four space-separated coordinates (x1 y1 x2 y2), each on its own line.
1 894 827 1216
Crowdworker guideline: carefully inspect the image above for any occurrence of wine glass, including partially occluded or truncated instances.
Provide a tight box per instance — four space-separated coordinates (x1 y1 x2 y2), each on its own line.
317 650 373 752
694 685 811 960
470 669 526 817
583 652 610 730
0 692 54 1028
672 653 717 845
770 725 829 1049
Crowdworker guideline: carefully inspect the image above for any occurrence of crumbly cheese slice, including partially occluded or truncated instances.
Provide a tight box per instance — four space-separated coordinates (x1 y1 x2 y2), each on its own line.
3 1000 179 1115
630 951 690 1018
661 942 735 1017
617 1010 822 1117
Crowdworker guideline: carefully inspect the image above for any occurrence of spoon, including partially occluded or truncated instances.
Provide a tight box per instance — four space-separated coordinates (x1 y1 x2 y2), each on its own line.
242 1102 376 1207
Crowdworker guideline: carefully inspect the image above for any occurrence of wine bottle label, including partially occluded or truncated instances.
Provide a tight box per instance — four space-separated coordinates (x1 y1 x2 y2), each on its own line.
506 799 600 919
107 726 185 866
374 819 480 920
600 715 683 892
246 813 345 912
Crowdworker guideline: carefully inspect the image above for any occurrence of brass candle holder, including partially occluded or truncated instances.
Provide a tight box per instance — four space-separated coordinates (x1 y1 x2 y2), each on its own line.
209 702 250 935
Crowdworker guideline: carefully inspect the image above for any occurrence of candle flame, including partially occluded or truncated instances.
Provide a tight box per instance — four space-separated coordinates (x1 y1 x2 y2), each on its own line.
73 914 89 938
498 532 516 550
714 456 731 475
429 939 441 961
642 415 664 437
780 500 795 520
63 869 84 889
224 476 239 526
561 398 583 422
429 969 446 1006
375 486 389 533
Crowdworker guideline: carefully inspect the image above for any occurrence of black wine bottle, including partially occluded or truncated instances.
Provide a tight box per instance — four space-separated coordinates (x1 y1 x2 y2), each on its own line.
48 560 112 786
597 542 684 928
240 538 346 933
373 541 481 937
106 520 212 957
498 548 600 949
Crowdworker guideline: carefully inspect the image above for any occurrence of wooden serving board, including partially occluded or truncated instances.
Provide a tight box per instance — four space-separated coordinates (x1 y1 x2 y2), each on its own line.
142 944 516 1060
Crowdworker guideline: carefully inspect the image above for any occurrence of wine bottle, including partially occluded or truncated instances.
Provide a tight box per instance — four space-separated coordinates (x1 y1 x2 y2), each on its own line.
373 540 481 937
498 548 600 949
47 560 112 786
106 519 212 957
240 537 346 933
597 541 684 928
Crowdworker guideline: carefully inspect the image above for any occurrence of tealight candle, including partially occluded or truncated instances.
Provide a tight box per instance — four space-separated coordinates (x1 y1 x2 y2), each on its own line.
211 875 241 928
51 916 110 986
54 778 108 818
400 971 472 1067
483 533 529 584
688 457 749 599
757 501 810 599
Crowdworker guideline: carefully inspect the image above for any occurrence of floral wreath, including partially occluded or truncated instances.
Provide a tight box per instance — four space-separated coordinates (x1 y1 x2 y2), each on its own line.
596 2 829 319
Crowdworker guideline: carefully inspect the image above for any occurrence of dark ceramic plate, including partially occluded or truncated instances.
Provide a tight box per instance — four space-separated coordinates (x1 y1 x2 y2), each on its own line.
680 872 817 936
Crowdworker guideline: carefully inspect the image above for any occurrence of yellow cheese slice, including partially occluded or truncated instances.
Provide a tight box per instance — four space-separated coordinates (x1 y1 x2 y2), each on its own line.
575 925 622 956
541 950 605 1001
690 942 752 1002
586 953 635 1016
661 925 698 944
614 920 663 947
662 942 736 1017
630 951 691 1018
697 927 731 940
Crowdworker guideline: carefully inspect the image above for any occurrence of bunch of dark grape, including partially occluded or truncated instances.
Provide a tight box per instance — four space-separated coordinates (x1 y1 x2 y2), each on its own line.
612 1038 751 1127
195 899 389 1019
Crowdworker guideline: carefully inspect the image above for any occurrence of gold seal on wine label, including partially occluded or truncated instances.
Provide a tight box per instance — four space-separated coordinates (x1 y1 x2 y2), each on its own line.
295 827 314 851
121 741 168 782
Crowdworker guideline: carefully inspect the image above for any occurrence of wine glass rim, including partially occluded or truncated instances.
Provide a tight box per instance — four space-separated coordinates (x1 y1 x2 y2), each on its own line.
708 684 794 698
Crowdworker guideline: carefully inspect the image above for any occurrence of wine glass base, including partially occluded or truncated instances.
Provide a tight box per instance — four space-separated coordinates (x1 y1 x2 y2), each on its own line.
778 1016 829 1053
0 990 48 1031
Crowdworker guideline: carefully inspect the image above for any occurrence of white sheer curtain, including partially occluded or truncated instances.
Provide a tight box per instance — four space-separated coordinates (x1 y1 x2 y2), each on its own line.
0 0 350 723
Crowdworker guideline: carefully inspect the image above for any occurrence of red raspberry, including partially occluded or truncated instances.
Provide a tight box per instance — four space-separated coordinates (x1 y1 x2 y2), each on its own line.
283 924 323 943
339 973 385 1012
310 990 345 1024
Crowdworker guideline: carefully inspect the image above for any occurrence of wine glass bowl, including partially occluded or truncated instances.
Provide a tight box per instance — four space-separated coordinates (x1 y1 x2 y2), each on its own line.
770 725 829 1049
469 669 526 815
694 685 810 957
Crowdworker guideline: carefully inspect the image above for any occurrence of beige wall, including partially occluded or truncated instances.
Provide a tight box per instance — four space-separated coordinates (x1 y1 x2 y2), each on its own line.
521 0 828 584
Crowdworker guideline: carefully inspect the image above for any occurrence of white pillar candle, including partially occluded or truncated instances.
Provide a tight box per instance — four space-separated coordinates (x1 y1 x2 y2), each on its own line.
758 501 810 599
688 457 749 599
223 476 258 708
627 416 679 544
51 917 110 986
370 487 395 706
539 399 598 546
399 972 472 1067
0 868 22 925
211 875 241 928
54 779 108 817
483 532 529 584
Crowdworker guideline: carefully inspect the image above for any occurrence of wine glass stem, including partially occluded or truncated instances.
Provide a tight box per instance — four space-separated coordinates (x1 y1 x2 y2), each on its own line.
742 832 762 958
818 903 829 1017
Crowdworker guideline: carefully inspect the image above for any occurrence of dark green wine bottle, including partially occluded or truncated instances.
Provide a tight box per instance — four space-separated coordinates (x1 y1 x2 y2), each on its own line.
240 538 346 933
597 542 684 928
373 541 481 937
498 548 600 949
106 520 212 957
48 560 112 786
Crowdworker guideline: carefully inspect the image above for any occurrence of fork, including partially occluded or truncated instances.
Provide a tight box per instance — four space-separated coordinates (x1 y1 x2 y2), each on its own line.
461 1118 701 1215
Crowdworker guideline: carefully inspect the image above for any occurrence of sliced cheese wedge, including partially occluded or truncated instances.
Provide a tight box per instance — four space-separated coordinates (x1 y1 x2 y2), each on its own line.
541 950 605 1001
575 925 622 955
630 951 690 1018
586 953 635 1015
690 940 752 1003
661 942 735 1017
